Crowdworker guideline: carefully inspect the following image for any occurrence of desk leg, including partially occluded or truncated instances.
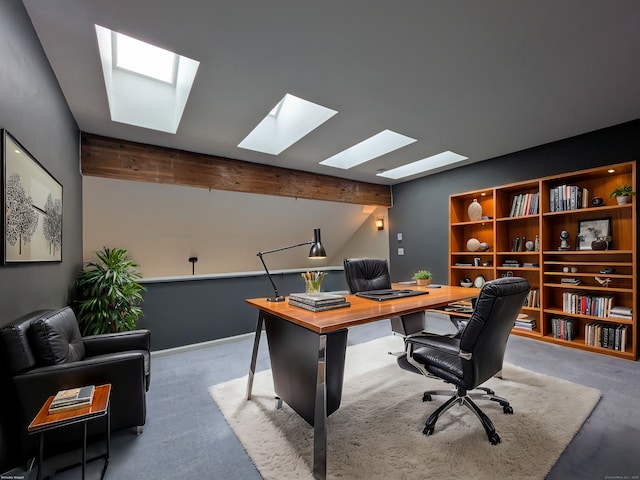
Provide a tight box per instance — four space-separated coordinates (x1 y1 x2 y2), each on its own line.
37 433 43 480
82 422 87 480
246 311 265 400
312 334 328 480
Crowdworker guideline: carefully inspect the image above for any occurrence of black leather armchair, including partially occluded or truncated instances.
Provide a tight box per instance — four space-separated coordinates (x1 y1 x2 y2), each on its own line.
343 258 424 338
403 277 529 444
0 307 150 465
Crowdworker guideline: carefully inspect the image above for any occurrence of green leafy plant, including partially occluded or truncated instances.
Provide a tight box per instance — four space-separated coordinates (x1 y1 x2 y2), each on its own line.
412 270 432 280
610 184 636 198
74 247 145 335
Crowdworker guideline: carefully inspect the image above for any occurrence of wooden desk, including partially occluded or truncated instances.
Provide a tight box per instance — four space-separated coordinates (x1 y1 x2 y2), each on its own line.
245 285 478 479
28 384 111 480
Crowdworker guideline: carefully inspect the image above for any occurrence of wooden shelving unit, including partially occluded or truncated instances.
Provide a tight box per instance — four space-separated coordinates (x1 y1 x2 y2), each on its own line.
449 161 637 360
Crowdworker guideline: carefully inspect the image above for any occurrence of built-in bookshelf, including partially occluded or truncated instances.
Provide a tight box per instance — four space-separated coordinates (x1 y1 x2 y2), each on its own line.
449 161 637 360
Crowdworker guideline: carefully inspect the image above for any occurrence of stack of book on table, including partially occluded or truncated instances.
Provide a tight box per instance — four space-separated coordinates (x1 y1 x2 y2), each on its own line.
48 385 95 414
288 292 350 312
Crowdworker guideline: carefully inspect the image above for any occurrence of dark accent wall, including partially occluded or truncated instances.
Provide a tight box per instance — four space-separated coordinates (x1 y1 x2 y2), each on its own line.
140 270 349 351
0 0 81 472
389 120 640 283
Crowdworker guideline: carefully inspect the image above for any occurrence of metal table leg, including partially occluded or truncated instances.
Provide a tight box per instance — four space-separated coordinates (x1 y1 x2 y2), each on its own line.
246 312 265 400
312 334 328 480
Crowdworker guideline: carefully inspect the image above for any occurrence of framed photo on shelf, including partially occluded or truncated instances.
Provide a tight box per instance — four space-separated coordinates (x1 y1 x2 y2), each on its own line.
577 217 611 251
2 129 63 263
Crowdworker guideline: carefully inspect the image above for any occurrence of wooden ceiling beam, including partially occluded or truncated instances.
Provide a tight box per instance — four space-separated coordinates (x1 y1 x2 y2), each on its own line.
80 133 392 207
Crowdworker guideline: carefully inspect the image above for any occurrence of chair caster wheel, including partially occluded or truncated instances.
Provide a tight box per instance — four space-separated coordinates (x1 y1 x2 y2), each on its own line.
503 405 513 414
423 426 434 436
422 393 432 402
488 432 501 445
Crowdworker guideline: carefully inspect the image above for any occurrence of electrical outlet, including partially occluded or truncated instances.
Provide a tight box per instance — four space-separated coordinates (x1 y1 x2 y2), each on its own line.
397 247 404 256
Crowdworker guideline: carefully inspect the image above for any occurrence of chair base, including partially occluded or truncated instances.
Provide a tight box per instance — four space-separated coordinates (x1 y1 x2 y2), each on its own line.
422 386 513 445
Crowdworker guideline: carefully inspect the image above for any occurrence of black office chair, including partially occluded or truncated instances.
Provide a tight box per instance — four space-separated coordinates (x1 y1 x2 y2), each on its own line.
343 258 424 339
402 276 529 444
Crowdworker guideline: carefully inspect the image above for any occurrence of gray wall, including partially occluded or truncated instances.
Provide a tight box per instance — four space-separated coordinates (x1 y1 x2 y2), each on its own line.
389 120 640 283
0 0 82 321
140 269 349 351
0 0 81 472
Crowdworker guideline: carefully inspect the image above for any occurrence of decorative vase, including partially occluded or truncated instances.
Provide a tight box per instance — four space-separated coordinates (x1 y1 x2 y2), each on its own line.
416 278 430 286
466 238 481 252
615 195 630 205
468 199 483 221
591 238 608 251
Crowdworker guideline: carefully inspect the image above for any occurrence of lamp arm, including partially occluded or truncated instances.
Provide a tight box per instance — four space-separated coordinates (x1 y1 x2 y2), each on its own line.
256 251 281 298
257 240 313 256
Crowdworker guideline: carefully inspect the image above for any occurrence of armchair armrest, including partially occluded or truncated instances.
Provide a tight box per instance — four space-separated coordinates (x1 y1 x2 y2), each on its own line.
83 329 150 357
13 352 146 433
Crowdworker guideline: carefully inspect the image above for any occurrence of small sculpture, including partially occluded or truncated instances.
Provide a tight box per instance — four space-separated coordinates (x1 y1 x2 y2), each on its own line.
558 230 571 250
595 276 612 288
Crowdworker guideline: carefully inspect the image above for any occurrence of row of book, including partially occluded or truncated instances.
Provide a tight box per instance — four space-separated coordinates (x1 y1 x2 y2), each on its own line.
509 192 539 217
550 316 577 340
549 185 589 212
585 322 627 351
562 292 614 318
288 292 350 312
523 288 539 308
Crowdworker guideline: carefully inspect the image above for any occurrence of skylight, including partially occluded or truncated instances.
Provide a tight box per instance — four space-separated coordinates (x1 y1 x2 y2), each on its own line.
320 130 417 170
114 32 177 84
376 151 468 179
95 25 199 134
238 94 338 155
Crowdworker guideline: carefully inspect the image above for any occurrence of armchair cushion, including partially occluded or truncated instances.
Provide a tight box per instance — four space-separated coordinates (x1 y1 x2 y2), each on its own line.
27 308 85 366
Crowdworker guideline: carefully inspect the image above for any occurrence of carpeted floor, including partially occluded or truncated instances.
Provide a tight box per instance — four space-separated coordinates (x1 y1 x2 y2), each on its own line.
210 335 601 480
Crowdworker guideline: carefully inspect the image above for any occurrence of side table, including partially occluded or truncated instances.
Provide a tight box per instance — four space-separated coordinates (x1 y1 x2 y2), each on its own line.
28 384 111 480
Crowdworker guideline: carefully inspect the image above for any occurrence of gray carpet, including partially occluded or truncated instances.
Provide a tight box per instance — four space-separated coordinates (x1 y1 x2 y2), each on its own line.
9 321 640 479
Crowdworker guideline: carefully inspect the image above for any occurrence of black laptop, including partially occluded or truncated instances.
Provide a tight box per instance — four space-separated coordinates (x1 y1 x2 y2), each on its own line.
355 289 429 302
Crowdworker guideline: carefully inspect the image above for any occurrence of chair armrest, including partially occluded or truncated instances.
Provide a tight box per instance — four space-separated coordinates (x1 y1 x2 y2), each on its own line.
406 334 460 354
13 352 146 428
83 329 150 357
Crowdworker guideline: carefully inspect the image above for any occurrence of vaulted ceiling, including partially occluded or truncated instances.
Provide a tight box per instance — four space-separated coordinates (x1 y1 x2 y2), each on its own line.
22 0 640 186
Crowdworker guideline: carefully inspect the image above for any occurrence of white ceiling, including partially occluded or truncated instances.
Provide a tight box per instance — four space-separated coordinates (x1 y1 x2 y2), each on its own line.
22 0 640 185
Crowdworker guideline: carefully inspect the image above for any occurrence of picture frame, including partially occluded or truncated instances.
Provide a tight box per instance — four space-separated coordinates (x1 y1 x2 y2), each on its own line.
577 217 611 251
2 129 63 263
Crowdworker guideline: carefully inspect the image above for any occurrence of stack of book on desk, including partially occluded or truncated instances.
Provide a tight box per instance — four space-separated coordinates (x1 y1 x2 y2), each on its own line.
48 385 95 413
288 292 350 312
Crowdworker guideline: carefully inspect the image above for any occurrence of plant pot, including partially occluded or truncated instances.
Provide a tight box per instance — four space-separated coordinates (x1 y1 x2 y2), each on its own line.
416 278 430 286
615 195 630 205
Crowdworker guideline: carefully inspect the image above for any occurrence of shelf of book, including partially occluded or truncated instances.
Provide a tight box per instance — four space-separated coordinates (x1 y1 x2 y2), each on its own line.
449 161 636 360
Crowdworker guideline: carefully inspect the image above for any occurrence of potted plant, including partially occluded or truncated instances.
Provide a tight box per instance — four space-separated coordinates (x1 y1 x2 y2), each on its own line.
74 247 145 335
610 184 636 205
412 270 432 286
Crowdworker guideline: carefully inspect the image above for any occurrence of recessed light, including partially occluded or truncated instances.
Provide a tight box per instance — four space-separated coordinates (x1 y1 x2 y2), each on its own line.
376 151 468 179
320 130 417 170
238 94 337 155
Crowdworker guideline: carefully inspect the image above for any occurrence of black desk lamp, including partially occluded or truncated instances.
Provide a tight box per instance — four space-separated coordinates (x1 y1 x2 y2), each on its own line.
257 228 326 302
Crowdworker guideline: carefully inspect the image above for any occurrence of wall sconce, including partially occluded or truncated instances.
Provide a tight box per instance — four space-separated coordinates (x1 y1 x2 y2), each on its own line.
375 218 384 231
188 256 198 275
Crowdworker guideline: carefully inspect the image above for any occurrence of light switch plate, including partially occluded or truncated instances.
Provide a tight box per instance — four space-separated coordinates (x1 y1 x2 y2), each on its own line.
397 247 404 256
397 233 403 241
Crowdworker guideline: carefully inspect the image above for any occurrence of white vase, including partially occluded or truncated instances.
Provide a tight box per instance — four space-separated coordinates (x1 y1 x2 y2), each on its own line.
468 199 482 221
616 195 630 205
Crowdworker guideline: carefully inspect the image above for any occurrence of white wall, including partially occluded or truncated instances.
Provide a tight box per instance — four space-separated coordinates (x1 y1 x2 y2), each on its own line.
82 176 389 277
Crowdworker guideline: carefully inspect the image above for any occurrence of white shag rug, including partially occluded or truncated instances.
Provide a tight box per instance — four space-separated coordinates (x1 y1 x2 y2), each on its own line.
209 335 601 480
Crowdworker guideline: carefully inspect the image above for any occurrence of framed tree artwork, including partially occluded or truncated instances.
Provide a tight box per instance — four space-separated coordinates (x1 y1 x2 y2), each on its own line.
2 129 62 263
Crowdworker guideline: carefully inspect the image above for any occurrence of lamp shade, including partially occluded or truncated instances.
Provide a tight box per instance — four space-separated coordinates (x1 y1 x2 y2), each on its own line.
309 228 326 258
